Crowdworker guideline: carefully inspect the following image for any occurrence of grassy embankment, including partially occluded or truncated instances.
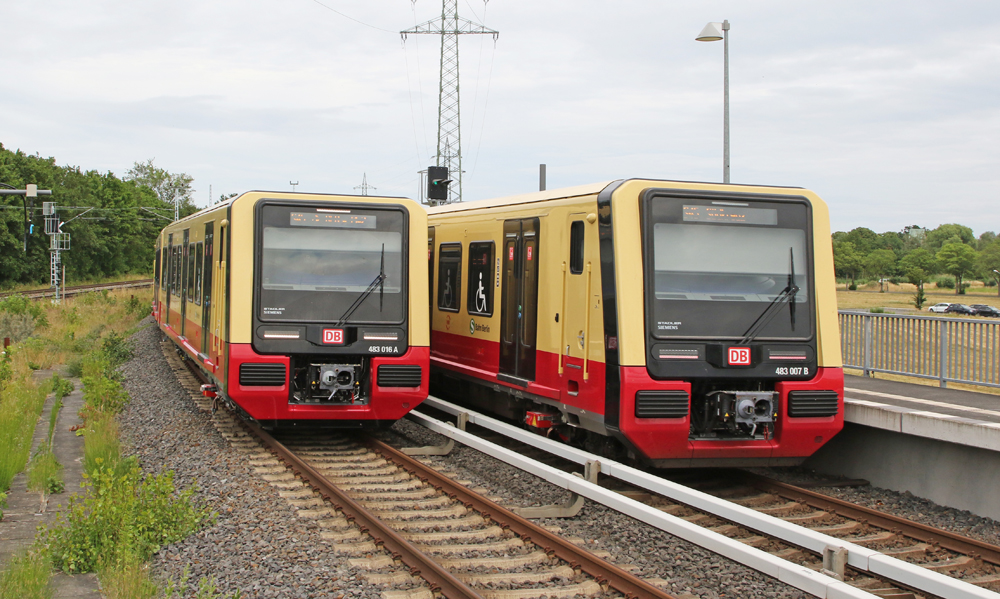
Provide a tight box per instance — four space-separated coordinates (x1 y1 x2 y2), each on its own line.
0 290 228 599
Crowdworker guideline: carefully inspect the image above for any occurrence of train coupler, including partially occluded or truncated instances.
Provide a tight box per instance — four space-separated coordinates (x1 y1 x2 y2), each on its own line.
525 411 558 429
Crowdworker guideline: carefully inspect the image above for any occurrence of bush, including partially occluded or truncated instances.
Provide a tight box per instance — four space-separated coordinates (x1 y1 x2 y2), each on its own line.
81 370 128 415
100 331 134 371
0 294 48 329
848 282 858 291
888 277 902 285
0 312 35 345
44 461 212 574
51 374 74 399
870 307 885 314
937 277 955 289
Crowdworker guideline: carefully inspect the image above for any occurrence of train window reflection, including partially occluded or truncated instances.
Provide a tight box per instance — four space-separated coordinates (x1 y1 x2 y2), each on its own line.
261 228 403 293
652 223 808 302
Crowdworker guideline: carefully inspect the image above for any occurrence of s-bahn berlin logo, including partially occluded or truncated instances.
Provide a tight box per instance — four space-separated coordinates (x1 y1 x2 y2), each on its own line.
322 329 344 345
728 346 751 366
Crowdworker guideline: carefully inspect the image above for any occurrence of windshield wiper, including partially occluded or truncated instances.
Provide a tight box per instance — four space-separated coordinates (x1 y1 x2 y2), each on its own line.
739 247 798 345
335 244 385 328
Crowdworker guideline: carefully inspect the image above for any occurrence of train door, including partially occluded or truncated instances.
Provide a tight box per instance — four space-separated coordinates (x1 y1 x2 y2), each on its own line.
428 227 435 324
560 216 594 396
499 218 539 382
201 223 214 356
181 229 189 337
166 234 174 326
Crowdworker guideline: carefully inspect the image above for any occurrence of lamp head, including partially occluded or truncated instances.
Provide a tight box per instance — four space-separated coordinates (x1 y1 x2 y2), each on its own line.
696 22 724 42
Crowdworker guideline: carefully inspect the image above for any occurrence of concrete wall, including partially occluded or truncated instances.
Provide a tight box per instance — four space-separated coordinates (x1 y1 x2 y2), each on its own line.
805 422 1000 521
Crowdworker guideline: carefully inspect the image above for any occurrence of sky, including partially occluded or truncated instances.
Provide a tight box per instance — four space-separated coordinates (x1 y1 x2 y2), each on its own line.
2 0 999 235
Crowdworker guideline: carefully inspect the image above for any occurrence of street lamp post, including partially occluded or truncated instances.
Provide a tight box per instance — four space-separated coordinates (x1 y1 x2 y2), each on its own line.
993 269 1000 297
696 20 731 184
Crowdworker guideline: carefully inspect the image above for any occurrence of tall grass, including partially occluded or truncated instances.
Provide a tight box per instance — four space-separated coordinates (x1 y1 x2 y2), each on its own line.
0 549 52 599
0 363 51 493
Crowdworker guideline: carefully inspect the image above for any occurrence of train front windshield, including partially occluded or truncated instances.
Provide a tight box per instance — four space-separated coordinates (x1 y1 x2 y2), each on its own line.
643 194 813 340
258 204 406 324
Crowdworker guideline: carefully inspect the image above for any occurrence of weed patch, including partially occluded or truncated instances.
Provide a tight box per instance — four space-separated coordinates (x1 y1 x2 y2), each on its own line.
27 449 64 495
44 461 213 574
0 372 50 492
0 549 52 599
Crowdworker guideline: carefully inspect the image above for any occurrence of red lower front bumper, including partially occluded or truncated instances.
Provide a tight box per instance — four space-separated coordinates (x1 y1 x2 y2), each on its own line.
226 344 429 423
618 366 844 465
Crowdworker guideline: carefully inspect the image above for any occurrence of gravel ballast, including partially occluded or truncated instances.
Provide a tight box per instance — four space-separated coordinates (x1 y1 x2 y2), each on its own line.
118 318 1000 598
120 319 387 599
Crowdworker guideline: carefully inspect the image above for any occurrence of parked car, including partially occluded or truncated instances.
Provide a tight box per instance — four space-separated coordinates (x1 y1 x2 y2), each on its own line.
945 303 976 315
970 304 1000 317
928 303 951 313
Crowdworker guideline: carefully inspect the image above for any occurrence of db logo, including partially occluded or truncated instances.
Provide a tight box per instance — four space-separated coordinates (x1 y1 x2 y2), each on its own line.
322 329 344 345
728 347 751 366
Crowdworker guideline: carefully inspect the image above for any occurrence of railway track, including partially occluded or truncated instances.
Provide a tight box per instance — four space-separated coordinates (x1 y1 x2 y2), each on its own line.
0 278 153 300
160 335 1000 598
164 342 676 599
415 397 1000 599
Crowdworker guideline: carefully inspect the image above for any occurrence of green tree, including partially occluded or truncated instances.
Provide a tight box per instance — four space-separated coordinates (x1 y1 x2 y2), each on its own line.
899 248 937 292
937 242 978 295
842 227 879 256
124 159 197 220
833 241 863 287
864 249 896 292
925 224 975 252
977 239 1000 297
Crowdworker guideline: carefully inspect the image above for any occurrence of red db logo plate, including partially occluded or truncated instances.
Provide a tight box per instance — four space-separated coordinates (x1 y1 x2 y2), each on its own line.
728 346 751 366
322 329 344 345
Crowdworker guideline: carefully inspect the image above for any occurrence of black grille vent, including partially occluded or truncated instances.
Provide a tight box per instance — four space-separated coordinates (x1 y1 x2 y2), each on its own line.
239 363 286 386
635 390 689 418
377 365 422 388
788 390 839 417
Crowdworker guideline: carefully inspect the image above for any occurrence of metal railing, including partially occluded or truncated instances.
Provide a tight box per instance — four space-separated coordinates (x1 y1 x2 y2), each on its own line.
839 311 1000 388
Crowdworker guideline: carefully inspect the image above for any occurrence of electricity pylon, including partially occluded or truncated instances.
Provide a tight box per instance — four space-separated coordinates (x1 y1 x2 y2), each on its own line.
402 0 497 204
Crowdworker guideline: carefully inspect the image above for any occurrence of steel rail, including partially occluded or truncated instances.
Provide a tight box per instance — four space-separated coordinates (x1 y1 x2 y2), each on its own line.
364 437 677 599
741 471 1000 566
173 352 674 598
0 278 154 299
239 419 484 599
171 357 482 599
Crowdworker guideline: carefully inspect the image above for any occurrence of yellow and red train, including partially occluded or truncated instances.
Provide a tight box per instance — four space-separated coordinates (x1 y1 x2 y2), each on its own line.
426 179 844 467
153 191 429 429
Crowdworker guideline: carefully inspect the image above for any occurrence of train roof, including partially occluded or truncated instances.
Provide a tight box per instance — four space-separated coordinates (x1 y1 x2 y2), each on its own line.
427 181 614 214
427 178 809 214
165 190 414 225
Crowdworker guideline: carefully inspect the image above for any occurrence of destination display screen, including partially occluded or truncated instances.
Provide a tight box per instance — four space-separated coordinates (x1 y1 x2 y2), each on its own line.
683 204 777 225
290 212 376 229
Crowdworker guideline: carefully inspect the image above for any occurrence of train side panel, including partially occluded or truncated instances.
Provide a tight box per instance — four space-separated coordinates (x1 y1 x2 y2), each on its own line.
156 191 429 427
428 179 844 467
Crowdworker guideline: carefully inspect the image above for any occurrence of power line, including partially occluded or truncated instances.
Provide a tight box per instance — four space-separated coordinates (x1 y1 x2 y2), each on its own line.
401 0 498 204
307 0 396 33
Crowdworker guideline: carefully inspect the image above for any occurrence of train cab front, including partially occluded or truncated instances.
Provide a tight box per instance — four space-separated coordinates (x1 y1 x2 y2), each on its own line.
229 199 428 428
621 187 843 467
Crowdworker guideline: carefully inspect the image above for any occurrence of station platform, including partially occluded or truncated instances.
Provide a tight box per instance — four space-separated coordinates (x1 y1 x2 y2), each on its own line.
842 374 1000 452
805 374 1000 520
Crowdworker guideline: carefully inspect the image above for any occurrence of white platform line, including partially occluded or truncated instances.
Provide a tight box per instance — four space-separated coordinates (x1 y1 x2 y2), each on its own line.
845 387 1000 419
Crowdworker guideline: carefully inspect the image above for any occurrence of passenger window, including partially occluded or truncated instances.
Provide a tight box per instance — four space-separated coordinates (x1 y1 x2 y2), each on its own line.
194 242 203 305
467 242 494 316
437 243 462 312
570 221 584 274
187 246 196 301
